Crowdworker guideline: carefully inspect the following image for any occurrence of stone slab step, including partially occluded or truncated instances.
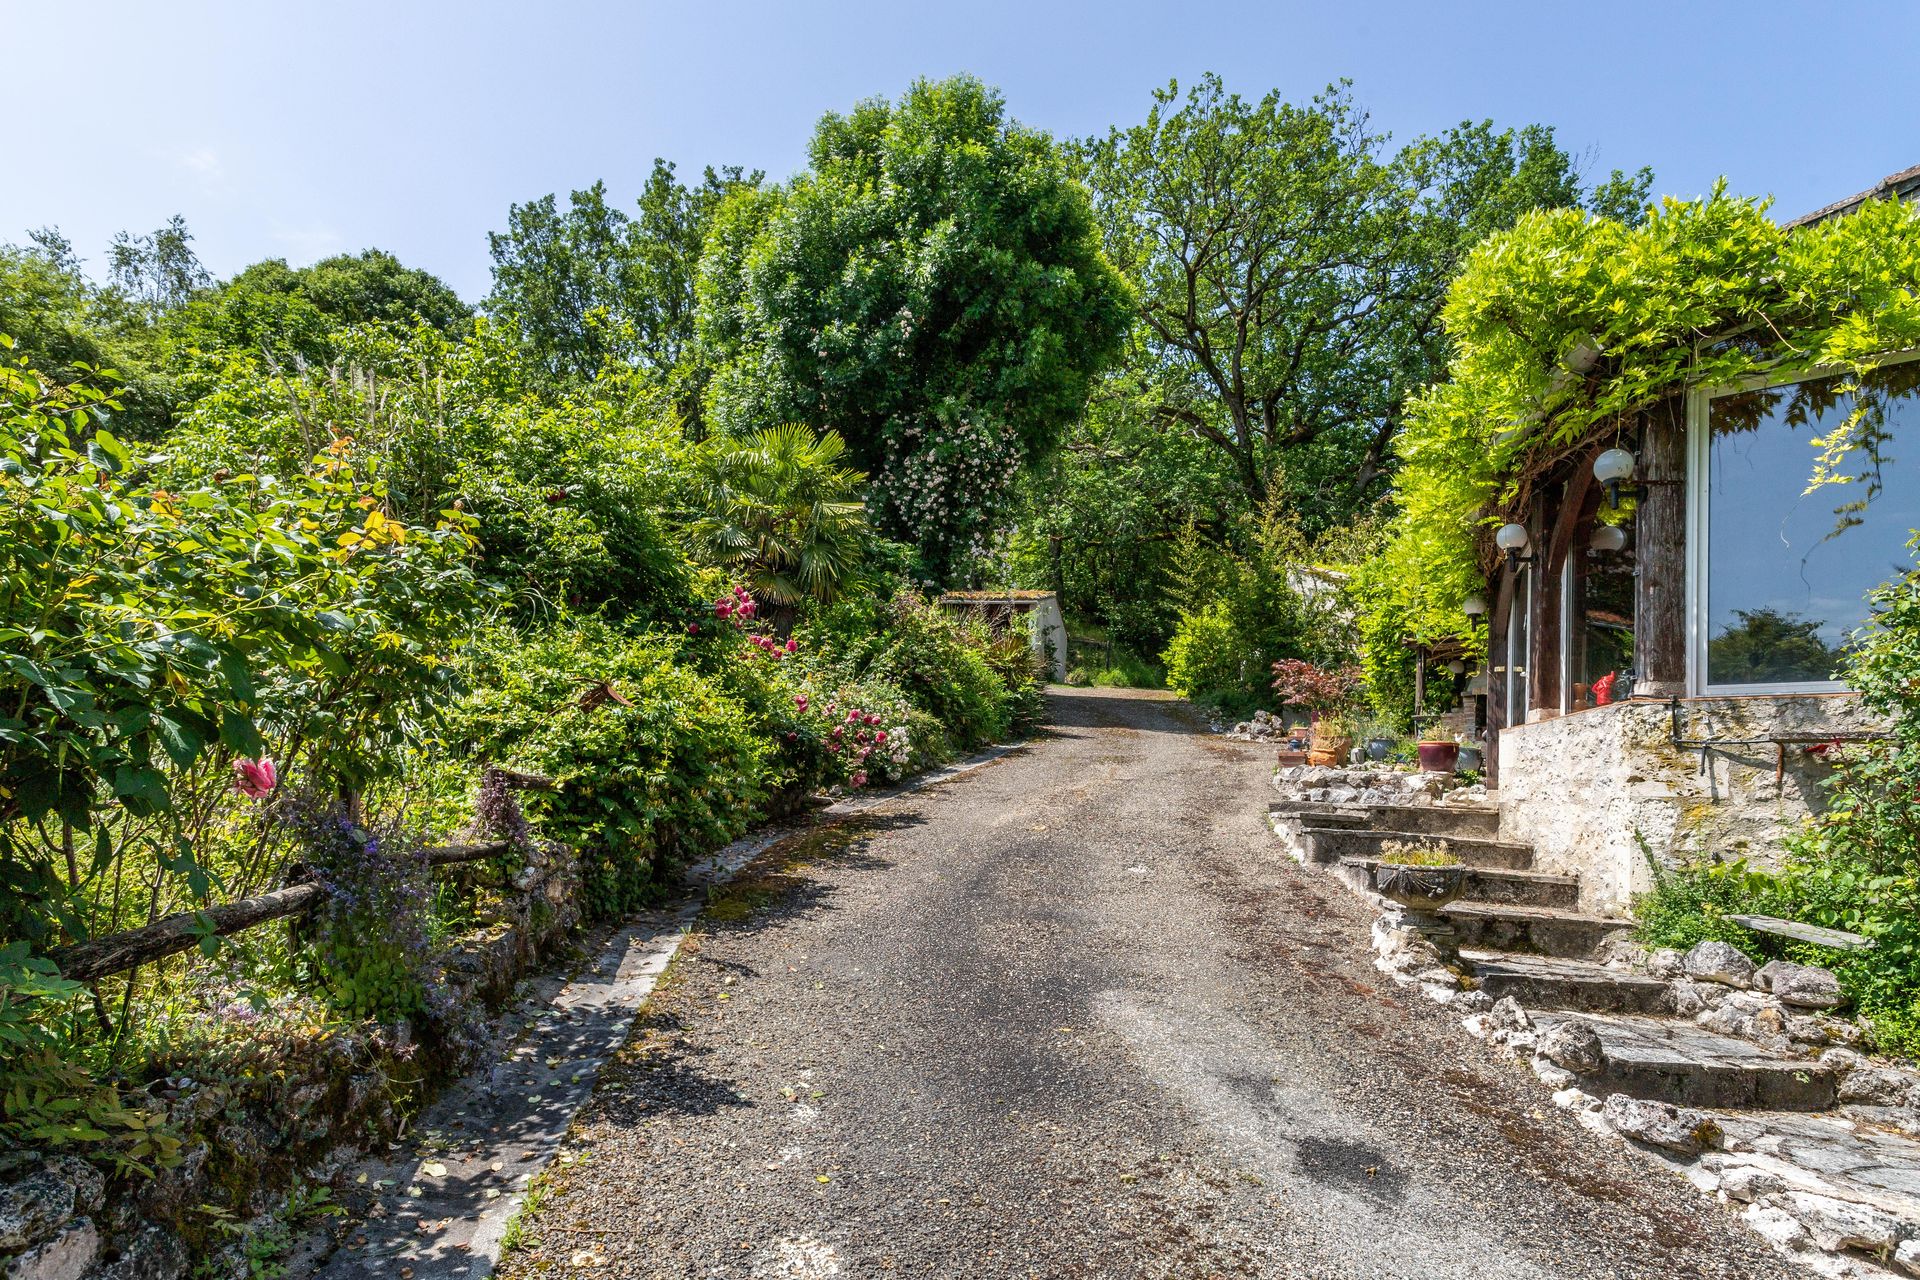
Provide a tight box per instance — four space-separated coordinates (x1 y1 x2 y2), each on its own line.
1465 949 1673 1013
1442 901 1630 959
1268 801 1371 828
1301 826 1535 871
1534 1012 1837 1111
1339 859 1580 909
1354 803 1500 838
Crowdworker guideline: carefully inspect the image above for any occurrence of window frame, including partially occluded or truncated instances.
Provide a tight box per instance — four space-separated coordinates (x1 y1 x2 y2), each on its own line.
1685 349 1920 695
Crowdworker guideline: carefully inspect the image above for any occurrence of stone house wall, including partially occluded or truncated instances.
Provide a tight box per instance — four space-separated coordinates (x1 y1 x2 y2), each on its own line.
1496 694 1884 916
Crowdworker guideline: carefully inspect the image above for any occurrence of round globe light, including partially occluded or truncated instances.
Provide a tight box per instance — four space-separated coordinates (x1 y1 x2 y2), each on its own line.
1589 524 1628 553
1593 448 1636 485
1494 522 1531 552
1447 659 1467 674
1462 594 1488 617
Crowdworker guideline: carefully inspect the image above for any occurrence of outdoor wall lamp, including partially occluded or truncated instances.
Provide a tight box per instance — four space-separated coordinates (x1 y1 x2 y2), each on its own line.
1593 447 1643 509
1447 659 1467 675
1462 594 1488 625
1588 523 1628 554
1495 522 1537 573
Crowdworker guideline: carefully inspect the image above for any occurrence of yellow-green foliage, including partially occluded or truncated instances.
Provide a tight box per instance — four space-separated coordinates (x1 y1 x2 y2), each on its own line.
1379 187 1920 647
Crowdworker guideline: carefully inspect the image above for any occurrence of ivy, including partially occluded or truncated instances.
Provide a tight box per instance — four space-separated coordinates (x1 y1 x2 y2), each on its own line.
1379 188 1920 644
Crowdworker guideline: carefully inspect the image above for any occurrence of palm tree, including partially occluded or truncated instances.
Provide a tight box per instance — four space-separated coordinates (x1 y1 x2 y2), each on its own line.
688 424 870 609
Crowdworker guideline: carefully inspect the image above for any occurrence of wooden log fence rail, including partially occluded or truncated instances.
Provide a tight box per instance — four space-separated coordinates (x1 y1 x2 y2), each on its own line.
44 768 559 985
46 839 518 984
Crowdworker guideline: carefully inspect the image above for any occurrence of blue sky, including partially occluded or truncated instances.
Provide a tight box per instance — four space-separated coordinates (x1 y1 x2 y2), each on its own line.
10 0 1918 301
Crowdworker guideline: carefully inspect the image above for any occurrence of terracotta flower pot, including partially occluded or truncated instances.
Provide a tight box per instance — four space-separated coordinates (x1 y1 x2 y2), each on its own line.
1308 733 1352 767
1416 740 1459 773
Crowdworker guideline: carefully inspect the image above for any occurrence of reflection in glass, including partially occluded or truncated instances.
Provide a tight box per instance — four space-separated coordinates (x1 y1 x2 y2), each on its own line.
1706 364 1920 687
1571 542 1634 706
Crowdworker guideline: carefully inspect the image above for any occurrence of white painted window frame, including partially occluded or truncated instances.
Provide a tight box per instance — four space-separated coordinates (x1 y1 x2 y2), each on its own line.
1685 349 1920 696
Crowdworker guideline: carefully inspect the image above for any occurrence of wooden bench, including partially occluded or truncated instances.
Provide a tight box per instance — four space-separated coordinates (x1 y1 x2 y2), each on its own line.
1728 914 1875 952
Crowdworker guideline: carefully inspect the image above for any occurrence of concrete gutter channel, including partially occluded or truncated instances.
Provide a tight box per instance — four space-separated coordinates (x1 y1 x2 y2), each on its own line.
288 743 1024 1280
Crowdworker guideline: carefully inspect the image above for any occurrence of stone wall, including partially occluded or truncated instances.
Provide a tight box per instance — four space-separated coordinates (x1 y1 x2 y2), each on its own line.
0 844 584 1280
1497 694 1884 916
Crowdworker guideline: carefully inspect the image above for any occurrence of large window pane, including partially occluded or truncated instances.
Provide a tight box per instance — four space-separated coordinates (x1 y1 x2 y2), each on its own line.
1706 364 1920 687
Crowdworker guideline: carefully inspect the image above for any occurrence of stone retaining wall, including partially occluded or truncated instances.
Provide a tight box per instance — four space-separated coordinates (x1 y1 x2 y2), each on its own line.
1497 694 1883 915
0 845 583 1280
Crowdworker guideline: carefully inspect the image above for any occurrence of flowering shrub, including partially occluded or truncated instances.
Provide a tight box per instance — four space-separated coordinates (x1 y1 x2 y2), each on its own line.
448 621 771 918
282 795 443 1023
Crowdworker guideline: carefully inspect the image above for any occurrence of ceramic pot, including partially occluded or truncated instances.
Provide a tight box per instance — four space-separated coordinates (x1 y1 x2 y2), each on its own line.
1416 740 1459 773
1366 737 1393 761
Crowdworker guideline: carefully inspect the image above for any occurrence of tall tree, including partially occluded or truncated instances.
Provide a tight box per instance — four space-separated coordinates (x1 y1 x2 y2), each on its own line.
1080 75 1650 525
697 74 1134 582
107 214 209 312
486 161 759 422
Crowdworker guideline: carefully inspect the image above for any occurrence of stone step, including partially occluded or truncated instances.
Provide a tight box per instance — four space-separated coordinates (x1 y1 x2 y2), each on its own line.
1442 901 1631 959
1354 803 1500 838
1534 1012 1838 1111
1465 949 1674 1013
1267 801 1370 828
1338 859 1580 909
1300 826 1536 871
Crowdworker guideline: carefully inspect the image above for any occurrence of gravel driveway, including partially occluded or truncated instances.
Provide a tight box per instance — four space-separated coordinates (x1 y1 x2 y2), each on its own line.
499 687 1797 1279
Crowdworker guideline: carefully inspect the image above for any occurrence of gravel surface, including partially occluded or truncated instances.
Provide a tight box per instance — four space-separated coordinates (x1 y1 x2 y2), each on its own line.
499 687 1800 1279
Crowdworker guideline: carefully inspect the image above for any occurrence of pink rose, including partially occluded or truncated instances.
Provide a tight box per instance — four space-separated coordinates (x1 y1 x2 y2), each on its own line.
850 771 868 788
795 695 808 712
874 731 888 744
785 638 798 654
233 757 277 799
687 623 699 634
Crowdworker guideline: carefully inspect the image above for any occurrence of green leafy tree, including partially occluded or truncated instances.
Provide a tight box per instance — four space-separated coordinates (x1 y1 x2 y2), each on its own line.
486 161 759 419
689 424 870 608
1079 75 1649 524
106 215 209 312
1707 607 1846 685
697 75 1134 582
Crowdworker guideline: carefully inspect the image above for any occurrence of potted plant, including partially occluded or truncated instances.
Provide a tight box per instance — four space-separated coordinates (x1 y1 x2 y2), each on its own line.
1307 714 1354 767
1270 659 1363 768
1368 839 1466 954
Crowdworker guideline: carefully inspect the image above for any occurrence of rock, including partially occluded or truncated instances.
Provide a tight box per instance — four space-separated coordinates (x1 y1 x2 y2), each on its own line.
1896 1238 1920 1276
1749 1006 1788 1039
1684 940 1756 988
1718 1164 1787 1202
1779 1190 1907 1252
1532 1059 1576 1090
1667 983 1708 1017
1601 1093 1723 1156
1754 960 1843 1010
1551 1087 1599 1112
1819 1046 1868 1075
1488 997 1532 1036
1742 1203 1811 1252
1838 1066 1915 1107
1538 1020 1605 1075
1647 948 1687 979
89 1227 188 1280
1784 1016 1831 1047
0 1165 80 1252
1453 989 1493 1014
3 1218 99 1280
